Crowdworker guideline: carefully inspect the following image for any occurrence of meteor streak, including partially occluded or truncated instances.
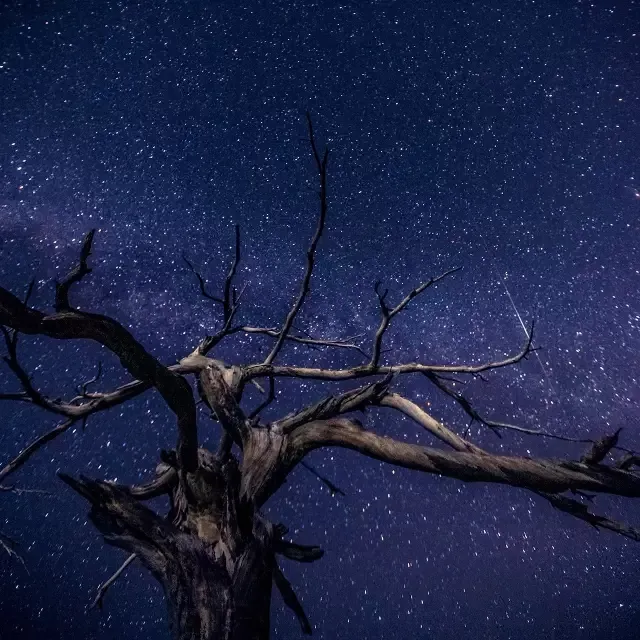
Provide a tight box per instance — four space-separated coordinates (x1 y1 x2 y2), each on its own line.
497 272 558 401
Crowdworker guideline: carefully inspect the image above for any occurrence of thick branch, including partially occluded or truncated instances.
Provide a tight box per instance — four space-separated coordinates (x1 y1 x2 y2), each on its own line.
378 393 484 454
290 418 640 497
198 364 251 446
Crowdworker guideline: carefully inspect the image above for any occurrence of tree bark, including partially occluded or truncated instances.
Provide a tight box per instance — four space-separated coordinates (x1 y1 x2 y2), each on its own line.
59 456 276 640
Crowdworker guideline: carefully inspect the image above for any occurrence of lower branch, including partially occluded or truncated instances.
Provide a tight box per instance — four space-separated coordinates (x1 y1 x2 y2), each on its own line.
273 562 312 635
90 552 137 610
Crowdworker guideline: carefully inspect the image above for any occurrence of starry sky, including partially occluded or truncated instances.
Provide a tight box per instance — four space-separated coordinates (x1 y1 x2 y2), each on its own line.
1 0 640 638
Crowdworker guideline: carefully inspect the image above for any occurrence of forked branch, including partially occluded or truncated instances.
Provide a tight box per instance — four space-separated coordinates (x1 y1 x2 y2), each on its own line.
0 231 199 472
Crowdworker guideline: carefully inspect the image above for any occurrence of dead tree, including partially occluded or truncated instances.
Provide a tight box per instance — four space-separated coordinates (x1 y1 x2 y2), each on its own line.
2 115 640 640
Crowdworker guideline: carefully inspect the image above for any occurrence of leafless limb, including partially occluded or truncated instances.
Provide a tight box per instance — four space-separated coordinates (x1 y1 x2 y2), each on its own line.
275 375 393 434
264 112 328 366
55 229 95 311
182 254 224 304
240 325 368 357
288 417 640 497
223 225 241 323
300 460 345 497
424 359 600 447
371 268 461 367
242 326 536 383
378 393 485 454
0 531 28 571
75 361 103 399
540 491 640 541
90 552 138 609
0 419 76 484
581 428 622 465
273 562 312 635
0 230 199 472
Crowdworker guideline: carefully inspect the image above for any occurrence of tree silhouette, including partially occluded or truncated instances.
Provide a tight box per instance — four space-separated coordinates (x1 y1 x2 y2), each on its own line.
1 116 639 640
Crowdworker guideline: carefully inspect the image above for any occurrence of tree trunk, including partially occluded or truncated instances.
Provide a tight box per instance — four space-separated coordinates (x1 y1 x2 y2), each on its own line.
59 453 277 640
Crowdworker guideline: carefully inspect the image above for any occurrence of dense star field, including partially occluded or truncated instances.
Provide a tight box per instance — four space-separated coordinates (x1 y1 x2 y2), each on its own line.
1 0 640 638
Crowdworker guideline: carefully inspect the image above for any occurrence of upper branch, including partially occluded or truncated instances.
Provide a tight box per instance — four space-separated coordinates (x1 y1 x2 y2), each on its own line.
242 328 535 383
223 225 241 323
370 267 460 367
0 231 199 472
263 113 328 366
55 229 95 311
182 254 224 304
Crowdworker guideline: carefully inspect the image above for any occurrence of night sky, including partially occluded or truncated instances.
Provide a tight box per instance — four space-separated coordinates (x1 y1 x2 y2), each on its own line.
1 0 640 638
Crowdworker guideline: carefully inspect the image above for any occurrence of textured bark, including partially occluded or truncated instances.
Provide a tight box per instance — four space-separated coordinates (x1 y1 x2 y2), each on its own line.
60 455 276 640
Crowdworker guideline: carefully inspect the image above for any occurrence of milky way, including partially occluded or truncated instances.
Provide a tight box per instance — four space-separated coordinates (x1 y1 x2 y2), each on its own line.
1 1 640 638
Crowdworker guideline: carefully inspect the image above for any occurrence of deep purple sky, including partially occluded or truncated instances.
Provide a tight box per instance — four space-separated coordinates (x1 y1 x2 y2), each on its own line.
1 0 640 638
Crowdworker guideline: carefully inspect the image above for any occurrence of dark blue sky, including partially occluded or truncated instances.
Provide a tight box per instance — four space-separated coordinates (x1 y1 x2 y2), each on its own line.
1 0 640 638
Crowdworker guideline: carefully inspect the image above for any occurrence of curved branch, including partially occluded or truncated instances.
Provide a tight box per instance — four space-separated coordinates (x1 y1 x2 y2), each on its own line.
182 253 224 304
378 393 484 454
0 234 198 472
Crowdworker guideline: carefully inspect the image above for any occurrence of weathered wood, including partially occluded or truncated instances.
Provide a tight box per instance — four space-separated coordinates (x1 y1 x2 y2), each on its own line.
60 466 277 640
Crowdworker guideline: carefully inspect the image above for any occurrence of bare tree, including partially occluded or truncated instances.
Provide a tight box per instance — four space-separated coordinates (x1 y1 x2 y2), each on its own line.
1 115 640 640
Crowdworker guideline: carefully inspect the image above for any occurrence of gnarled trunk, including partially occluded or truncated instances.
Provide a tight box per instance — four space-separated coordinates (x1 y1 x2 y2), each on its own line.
60 451 278 640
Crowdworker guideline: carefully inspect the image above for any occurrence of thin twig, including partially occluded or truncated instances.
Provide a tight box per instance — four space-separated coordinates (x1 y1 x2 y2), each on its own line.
300 460 345 496
90 553 138 610
264 113 328 366
182 254 224 304
370 268 461 367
